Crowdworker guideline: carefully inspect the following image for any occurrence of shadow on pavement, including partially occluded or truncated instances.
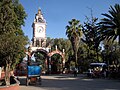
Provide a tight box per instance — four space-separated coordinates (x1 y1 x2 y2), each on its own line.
19 77 26 85
19 74 120 90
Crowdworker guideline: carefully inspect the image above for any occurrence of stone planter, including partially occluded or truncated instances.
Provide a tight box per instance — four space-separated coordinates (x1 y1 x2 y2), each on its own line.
0 77 20 90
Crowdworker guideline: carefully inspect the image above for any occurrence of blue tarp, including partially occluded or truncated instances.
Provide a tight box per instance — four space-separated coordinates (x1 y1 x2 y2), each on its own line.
27 66 41 77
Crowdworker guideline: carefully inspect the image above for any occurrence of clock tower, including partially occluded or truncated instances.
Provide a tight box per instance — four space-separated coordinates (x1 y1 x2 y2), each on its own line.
32 8 46 47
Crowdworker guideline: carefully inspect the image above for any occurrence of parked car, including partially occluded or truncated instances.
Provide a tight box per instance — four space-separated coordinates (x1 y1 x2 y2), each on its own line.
87 63 107 78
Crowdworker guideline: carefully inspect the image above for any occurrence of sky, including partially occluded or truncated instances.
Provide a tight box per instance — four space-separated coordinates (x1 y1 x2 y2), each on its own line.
19 0 120 41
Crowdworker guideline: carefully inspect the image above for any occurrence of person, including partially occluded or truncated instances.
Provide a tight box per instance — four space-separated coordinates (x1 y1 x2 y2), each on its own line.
74 68 77 77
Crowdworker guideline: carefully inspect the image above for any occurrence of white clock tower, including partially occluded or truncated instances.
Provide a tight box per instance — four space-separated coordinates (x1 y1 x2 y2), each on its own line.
32 8 46 47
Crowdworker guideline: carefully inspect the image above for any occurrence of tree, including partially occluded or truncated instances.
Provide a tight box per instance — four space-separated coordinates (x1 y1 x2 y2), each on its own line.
0 0 28 85
102 39 120 65
82 15 102 62
100 4 120 44
46 37 54 48
66 19 82 67
34 52 46 70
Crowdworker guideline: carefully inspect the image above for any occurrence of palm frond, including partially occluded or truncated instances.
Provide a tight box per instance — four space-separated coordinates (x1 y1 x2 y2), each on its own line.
114 4 120 13
102 13 113 20
112 35 117 42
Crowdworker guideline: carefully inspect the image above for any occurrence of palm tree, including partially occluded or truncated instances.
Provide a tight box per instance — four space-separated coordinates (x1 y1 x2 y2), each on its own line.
66 19 82 67
100 4 120 44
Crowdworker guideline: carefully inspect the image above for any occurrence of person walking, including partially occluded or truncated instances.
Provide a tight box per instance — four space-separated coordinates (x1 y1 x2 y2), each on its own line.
74 68 77 77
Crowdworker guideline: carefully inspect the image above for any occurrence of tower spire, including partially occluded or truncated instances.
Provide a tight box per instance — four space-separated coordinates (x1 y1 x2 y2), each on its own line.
38 7 41 15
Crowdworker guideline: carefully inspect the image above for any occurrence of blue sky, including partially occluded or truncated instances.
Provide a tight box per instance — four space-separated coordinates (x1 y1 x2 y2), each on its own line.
19 0 120 41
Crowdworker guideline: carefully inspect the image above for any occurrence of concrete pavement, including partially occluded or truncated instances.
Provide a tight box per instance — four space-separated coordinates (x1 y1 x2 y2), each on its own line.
19 74 120 90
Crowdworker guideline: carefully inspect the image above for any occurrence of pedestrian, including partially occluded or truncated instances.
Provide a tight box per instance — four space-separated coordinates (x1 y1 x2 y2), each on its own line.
74 68 77 77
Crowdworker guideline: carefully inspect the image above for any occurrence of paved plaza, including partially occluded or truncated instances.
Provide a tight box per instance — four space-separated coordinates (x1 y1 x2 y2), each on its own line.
19 74 120 90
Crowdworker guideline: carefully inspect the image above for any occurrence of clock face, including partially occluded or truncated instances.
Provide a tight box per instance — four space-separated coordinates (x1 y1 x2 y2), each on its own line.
37 26 43 33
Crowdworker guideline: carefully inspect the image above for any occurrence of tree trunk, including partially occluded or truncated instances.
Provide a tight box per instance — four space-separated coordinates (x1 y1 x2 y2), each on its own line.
5 64 10 86
96 48 99 62
75 53 78 68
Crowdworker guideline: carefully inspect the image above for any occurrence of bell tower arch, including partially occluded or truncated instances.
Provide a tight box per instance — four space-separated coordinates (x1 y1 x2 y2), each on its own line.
26 8 65 74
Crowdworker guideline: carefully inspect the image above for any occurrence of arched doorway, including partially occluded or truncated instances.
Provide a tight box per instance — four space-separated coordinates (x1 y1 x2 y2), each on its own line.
28 49 48 73
48 50 65 74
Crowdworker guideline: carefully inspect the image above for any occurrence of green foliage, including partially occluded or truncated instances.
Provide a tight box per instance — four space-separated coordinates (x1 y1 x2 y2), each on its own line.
100 4 120 44
66 19 83 66
0 32 28 69
82 14 102 62
51 54 62 63
34 52 45 64
0 0 17 34
102 39 120 65
46 37 54 47
12 0 27 27
0 0 28 85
